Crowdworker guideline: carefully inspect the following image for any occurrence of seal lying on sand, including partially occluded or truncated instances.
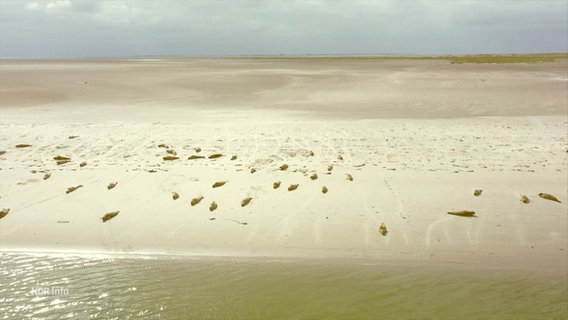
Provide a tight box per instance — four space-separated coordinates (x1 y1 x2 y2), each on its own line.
538 193 561 203
0 208 10 219
447 210 476 217
54 155 71 165
520 195 530 204
212 181 227 188
378 223 388 236
101 211 119 222
191 196 204 206
66 185 83 194
241 197 252 207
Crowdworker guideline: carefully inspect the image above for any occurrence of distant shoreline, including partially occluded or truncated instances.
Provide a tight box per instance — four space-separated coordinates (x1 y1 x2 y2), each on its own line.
1 52 567 64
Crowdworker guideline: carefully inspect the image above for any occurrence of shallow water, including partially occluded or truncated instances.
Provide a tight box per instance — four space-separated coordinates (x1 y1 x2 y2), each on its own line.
1 252 566 319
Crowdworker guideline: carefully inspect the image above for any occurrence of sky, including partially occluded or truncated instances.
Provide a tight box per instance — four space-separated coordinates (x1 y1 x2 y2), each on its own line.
0 0 566 58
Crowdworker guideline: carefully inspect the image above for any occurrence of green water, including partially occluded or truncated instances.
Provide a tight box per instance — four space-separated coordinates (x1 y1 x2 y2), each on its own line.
1 252 566 319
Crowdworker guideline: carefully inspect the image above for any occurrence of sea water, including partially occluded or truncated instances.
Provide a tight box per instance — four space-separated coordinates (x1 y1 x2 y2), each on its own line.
1 252 566 319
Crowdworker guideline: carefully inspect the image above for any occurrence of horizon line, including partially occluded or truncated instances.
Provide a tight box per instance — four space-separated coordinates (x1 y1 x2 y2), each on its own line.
1 52 568 60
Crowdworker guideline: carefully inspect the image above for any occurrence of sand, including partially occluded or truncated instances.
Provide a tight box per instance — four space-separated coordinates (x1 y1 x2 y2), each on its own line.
0 58 566 275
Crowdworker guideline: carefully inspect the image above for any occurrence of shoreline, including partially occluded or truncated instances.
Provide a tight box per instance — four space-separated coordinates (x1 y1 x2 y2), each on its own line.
1 52 567 62
2 248 566 281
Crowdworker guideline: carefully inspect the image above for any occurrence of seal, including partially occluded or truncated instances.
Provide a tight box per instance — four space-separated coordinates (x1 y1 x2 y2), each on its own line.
191 196 203 206
0 208 10 219
241 197 252 207
539 193 561 203
447 210 476 217
520 195 530 204
66 185 83 194
101 211 119 222
378 223 388 236
212 181 226 188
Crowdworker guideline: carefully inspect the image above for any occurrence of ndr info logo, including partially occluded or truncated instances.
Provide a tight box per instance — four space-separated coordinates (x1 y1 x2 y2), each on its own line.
31 281 69 296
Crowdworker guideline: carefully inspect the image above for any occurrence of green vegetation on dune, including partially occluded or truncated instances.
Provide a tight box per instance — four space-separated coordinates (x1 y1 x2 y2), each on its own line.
240 53 568 64
440 53 568 64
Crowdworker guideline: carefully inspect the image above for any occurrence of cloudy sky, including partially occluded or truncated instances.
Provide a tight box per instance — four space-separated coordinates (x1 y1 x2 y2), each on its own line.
0 0 566 58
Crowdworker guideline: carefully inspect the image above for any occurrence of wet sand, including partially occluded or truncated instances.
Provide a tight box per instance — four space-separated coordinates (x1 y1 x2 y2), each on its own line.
0 58 567 276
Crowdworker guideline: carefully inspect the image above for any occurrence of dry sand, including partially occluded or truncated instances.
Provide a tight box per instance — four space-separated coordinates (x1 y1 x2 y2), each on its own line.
0 58 566 274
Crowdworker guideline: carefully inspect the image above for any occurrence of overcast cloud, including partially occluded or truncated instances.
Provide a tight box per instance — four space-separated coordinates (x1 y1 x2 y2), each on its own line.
0 0 566 58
